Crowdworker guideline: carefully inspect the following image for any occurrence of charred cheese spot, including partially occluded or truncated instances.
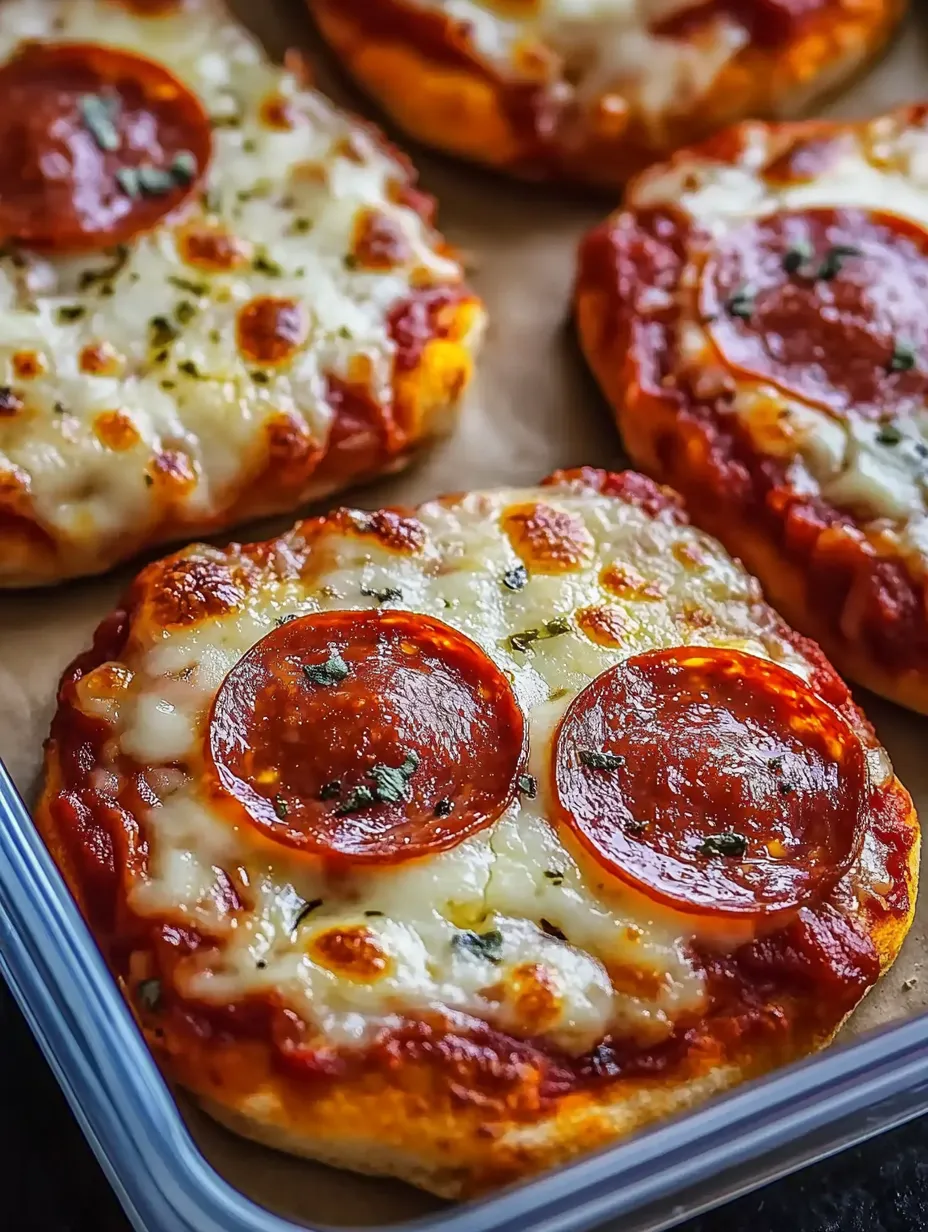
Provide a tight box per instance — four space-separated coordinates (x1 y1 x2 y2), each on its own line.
11 350 45 380
502 501 594 574
176 223 251 271
332 507 427 554
94 410 141 452
679 600 715 629
0 387 24 417
351 208 412 272
236 297 310 367
600 561 665 601
308 926 392 982
80 342 122 376
576 604 632 648
141 554 250 628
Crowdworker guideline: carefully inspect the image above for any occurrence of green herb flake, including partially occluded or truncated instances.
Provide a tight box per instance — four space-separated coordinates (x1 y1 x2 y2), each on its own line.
815 243 862 281
877 423 903 446
725 285 754 321
253 250 284 277
518 773 538 799
337 325 352 339
781 241 813 275
116 166 140 198
137 977 162 1012
53 400 66 414
174 300 197 326
452 928 504 964
251 370 271 385
79 93 120 152
302 650 350 687
540 918 566 941
777 781 795 795
888 341 917 374
508 616 570 655
364 910 384 917
143 473 154 487
292 899 323 930
138 164 176 196
544 869 564 886
368 752 420 805
168 275 209 296
171 150 198 185
434 798 454 817
335 785 376 815
344 253 359 270
291 216 314 235
56 304 85 324
502 563 528 591
272 794 288 820
698 831 747 858
149 315 179 348
360 584 402 604
319 780 342 801
177 359 200 378
579 749 625 772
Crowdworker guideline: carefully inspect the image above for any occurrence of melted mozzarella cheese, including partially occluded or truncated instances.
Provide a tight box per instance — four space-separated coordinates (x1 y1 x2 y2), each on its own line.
643 116 928 558
77 482 836 1055
0 0 472 571
429 0 746 120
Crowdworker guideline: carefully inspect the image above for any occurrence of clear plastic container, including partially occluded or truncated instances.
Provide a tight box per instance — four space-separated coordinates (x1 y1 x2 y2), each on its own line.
3 756 928 1232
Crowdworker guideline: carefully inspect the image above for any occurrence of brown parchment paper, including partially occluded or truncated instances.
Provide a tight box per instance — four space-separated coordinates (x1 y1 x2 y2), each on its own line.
3 2 928 1225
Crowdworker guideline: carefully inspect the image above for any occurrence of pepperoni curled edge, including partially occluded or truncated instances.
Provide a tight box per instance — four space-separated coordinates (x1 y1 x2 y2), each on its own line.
206 610 527 864
0 42 211 252
551 647 866 921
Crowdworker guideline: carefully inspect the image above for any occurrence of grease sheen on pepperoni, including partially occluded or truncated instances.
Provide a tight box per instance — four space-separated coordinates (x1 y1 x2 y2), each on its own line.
701 208 928 418
0 42 211 252
206 610 526 863
552 647 865 920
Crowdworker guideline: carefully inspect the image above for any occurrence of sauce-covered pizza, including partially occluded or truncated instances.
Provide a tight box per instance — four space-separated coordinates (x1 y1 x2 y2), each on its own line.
0 0 482 586
576 104 928 713
37 467 918 1197
307 0 902 186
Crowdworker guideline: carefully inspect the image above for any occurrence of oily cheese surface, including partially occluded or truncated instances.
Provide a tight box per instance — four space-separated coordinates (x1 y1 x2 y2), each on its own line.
576 103 928 711
0 0 482 587
37 468 918 1196
307 0 902 185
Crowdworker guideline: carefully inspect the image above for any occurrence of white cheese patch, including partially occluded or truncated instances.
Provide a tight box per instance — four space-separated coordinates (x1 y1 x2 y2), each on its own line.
426 0 746 122
80 483 834 1056
0 0 471 572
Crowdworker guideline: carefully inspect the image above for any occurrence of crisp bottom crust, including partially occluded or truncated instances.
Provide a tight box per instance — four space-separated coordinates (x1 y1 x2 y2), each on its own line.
307 0 903 187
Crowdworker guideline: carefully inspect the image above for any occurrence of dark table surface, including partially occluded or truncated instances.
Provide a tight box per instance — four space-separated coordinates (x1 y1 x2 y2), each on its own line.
3 981 927 1232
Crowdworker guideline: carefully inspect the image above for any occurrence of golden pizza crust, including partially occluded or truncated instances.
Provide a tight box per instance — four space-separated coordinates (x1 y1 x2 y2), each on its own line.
307 0 903 187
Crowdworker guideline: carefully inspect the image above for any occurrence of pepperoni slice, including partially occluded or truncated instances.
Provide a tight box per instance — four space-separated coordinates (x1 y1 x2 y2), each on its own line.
206 610 526 864
701 208 928 419
551 647 865 921
0 42 211 252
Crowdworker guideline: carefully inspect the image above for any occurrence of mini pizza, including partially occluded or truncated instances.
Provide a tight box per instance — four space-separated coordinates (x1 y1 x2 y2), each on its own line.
38 467 918 1197
307 0 902 187
576 103 928 714
0 0 482 588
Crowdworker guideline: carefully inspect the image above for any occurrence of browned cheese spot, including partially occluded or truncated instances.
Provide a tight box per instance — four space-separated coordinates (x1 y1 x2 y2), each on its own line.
502 501 594 574
236 296 309 367
350 207 412 272
576 604 632 648
600 561 665 601
177 222 250 271
94 410 140 451
308 926 391 982
11 350 45 379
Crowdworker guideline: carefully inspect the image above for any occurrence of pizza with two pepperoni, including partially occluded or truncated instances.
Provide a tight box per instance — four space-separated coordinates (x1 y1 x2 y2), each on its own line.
38 468 918 1197
0 0 481 586
576 103 928 713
